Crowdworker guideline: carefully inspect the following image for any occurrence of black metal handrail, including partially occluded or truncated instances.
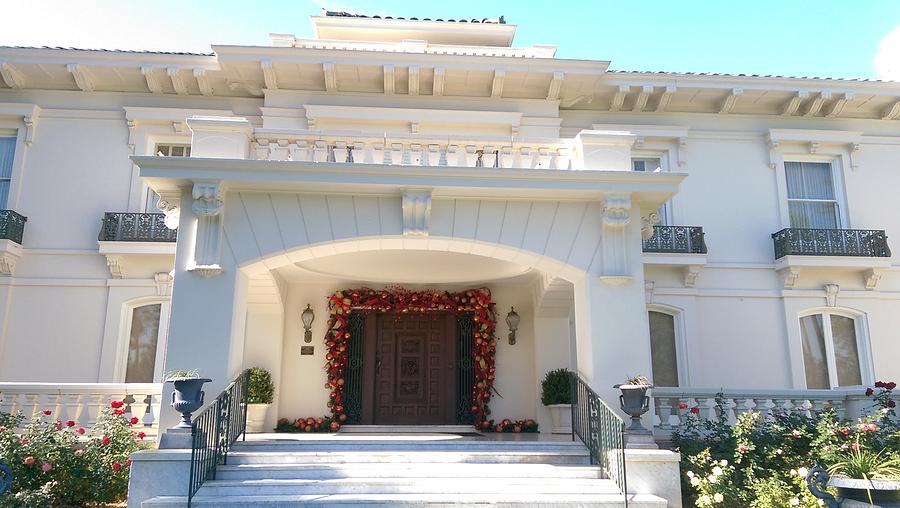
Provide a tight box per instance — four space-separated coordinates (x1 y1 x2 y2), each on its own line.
772 228 891 259
188 370 250 507
98 212 177 242
0 210 27 245
570 373 627 506
642 225 707 254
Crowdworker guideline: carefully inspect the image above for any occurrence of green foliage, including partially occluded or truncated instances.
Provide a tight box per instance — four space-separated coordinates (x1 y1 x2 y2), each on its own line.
540 368 572 405
0 403 148 507
247 367 275 404
163 368 200 380
624 374 651 386
674 383 900 507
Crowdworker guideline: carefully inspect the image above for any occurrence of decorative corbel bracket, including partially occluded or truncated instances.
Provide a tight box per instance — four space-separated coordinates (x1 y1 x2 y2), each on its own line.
104 255 125 279
765 135 780 169
644 280 655 304
154 272 174 297
640 211 660 241
779 267 801 289
187 181 224 277
683 265 701 288
0 241 22 276
824 283 839 307
864 268 885 290
402 190 432 236
677 137 688 168
599 193 632 285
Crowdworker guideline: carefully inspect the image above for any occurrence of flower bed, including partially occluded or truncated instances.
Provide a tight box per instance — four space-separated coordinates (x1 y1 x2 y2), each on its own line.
0 402 148 508
674 382 900 507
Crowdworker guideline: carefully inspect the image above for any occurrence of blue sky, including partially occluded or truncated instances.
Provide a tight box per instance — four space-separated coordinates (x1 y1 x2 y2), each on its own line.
2 0 899 81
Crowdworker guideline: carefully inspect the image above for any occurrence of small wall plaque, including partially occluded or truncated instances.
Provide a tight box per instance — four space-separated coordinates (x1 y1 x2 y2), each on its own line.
300 346 315 356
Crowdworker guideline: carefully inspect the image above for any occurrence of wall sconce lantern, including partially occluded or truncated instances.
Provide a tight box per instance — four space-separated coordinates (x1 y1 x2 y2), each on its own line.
301 304 315 343
505 307 520 345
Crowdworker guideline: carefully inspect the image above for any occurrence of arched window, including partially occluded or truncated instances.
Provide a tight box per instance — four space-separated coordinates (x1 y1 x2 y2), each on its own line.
122 301 170 383
648 309 680 387
799 310 868 389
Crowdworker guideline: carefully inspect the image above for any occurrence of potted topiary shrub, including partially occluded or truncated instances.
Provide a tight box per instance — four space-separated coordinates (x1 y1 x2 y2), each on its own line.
165 369 211 429
541 368 573 434
246 367 275 433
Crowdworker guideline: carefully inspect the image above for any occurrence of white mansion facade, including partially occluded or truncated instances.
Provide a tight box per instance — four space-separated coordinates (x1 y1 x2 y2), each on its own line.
0 12 899 437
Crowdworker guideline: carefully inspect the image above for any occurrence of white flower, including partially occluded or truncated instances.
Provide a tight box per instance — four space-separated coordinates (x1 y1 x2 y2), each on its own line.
719 459 728 467
690 476 701 487
700 495 711 504
714 493 724 503
790 469 797 476
708 474 718 483
790 498 800 506
818 500 825 506
775 448 783 455
798 467 809 478
686 471 695 478
712 466 723 476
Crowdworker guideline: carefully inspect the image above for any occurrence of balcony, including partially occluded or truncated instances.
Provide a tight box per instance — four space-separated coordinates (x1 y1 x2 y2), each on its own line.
99 212 177 242
97 213 177 279
0 209 27 245
772 228 890 259
643 225 707 254
771 228 892 289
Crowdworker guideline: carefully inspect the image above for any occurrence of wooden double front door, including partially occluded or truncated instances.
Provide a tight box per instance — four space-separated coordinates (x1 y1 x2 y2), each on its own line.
357 312 458 425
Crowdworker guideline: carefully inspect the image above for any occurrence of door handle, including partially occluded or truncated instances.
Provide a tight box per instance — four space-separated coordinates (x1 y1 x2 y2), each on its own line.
375 357 382 374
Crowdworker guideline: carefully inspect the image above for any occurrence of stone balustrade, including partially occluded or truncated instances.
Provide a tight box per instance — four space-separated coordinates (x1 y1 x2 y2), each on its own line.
652 387 877 434
251 132 573 170
0 382 162 432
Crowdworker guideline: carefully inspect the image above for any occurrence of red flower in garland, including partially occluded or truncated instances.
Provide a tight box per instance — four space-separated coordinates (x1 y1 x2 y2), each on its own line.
323 287 498 428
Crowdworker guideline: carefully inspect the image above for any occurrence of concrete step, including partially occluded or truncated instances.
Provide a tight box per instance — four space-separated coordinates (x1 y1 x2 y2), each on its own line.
231 440 586 453
216 463 603 481
143 492 667 507
195 477 621 496
225 450 591 465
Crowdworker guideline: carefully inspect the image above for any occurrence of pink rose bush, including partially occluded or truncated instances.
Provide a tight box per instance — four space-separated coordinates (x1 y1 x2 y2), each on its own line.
0 400 149 507
674 382 899 507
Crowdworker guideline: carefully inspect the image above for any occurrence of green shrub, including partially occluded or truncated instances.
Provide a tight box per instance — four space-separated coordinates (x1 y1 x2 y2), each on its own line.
0 401 148 507
540 368 572 405
247 367 275 404
674 383 900 507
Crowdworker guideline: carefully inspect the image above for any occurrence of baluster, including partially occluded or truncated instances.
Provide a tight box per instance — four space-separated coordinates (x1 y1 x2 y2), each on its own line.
555 148 571 169
790 398 808 417
254 139 270 160
409 144 423 165
771 398 788 417
695 397 710 422
445 145 459 166
518 147 534 168
656 397 673 431
752 397 769 415
834 400 846 421
349 141 365 163
372 143 385 164
733 398 749 420
464 145 478 167
139 394 155 428
87 394 105 427
535 148 552 168
312 141 328 162
399 144 411 165
438 146 448 166
389 143 402 165
27 393 41 418
123 393 136 423
0 392 16 416
427 144 440 166
333 141 347 162
499 147 514 168
482 146 497 168
811 399 826 415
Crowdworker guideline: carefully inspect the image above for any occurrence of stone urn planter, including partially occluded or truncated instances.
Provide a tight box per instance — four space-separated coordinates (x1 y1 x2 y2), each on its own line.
614 378 652 432
168 376 211 429
807 464 900 507
540 368 573 435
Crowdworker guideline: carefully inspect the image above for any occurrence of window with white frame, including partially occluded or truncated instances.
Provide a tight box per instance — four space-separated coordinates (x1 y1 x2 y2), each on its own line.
799 311 865 389
0 136 15 209
124 303 170 383
632 157 670 225
785 161 840 229
648 310 679 387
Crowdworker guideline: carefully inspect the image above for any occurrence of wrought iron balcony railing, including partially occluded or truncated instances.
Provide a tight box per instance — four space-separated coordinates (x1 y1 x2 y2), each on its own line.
772 228 891 259
0 210 27 245
98 212 177 242
642 225 707 254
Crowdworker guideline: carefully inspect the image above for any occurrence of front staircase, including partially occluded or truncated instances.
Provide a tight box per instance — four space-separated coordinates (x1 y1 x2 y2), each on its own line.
142 433 666 507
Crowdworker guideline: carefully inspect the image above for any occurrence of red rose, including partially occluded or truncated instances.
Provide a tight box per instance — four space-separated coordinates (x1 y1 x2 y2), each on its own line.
738 444 749 454
74 449 84 456
888 400 896 408
130 417 139 425
690 406 700 414
41 409 51 416
126 458 132 466
678 403 688 410
101 435 111 446
76 427 85 435
851 442 861 451
65 420 76 427
887 382 897 391
866 388 875 397
137 431 146 440
875 381 885 389
113 409 125 416
111 461 122 472
110 401 124 409
791 429 802 439
23 456 35 466
839 427 850 436
41 463 52 473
